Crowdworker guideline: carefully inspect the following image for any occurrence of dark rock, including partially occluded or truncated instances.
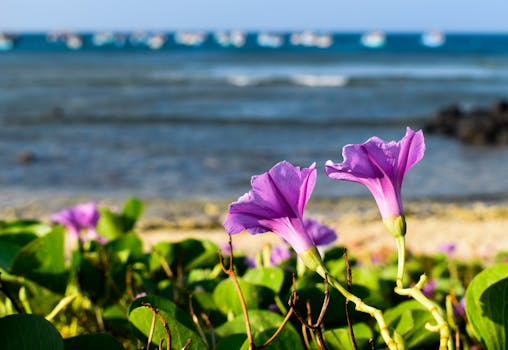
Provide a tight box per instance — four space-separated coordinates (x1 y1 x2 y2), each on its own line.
424 101 508 146
16 151 36 164
493 99 508 114
425 104 463 136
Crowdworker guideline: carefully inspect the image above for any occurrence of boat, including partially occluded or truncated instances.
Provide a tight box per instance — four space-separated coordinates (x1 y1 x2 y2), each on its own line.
0 33 15 51
65 33 83 50
174 31 207 47
256 32 284 48
289 31 333 48
360 31 386 48
421 30 446 48
213 31 245 48
92 32 115 46
147 33 166 50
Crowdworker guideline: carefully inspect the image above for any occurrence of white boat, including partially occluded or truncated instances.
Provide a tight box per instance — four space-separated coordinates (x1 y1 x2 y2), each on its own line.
214 31 245 48
147 33 166 50
229 30 246 48
360 31 386 48
289 31 332 48
314 34 333 48
421 30 446 48
256 32 284 48
92 32 114 46
0 34 14 51
174 31 207 47
65 34 83 50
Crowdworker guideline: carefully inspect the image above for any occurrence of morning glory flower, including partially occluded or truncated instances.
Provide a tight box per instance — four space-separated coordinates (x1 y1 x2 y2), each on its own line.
224 161 326 274
325 127 425 237
52 202 106 243
224 161 316 254
439 242 457 256
303 218 337 247
270 245 292 265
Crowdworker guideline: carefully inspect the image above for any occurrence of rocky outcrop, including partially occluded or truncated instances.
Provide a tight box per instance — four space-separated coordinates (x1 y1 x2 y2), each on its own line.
424 100 508 145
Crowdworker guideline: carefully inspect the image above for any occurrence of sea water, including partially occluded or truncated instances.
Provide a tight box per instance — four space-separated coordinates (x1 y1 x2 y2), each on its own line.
0 32 507 201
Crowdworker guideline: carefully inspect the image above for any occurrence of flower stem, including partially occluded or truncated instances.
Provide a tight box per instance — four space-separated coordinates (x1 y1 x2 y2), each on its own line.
323 272 398 350
394 237 451 350
300 246 398 349
395 235 405 288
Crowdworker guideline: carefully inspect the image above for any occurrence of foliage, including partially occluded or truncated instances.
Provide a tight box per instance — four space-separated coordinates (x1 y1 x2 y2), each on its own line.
0 197 503 349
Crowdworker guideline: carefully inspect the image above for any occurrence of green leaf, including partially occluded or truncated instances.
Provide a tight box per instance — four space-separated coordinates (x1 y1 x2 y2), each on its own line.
177 239 219 270
0 313 64 350
122 197 144 232
215 310 304 350
106 232 143 263
0 239 23 271
149 242 176 273
215 334 247 350
96 208 125 240
213 277 272 317
323 323 373 350
384 300 439 348
10 227 68 293
0 220 52 237
243 267 285 293
0 222 47 270
129 295 207 350
63 334 124 350
466 262 508 350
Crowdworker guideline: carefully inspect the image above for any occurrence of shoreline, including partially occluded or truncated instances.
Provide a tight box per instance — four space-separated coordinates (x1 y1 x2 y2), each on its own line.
1 191 507 263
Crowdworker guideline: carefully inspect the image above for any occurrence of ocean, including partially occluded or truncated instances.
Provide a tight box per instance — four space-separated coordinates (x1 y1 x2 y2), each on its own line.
1 32 508 202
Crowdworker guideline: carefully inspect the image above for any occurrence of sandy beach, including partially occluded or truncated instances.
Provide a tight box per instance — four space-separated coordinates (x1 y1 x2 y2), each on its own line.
136 199 508 263
2 191 507 263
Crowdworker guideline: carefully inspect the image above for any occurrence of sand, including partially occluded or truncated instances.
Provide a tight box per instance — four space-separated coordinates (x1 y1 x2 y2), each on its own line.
136 200 508 263
0 193 508 262
3 192 505 263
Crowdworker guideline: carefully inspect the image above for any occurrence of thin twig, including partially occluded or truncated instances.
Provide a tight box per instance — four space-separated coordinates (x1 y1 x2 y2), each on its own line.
126 265 135 301
306 301 319 346
288 274 330 330
95 306 105 332
201 312 216 350
301 323 311 350
258 308 294 348
155 249 174 279
189 293 208 347
181 338 192 350
147 312 157 349
219 235 256 350
142 302 171 350
343 248 358 350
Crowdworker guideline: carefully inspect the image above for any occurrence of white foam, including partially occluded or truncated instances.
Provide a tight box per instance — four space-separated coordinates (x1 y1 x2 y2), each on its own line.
291 74 348 87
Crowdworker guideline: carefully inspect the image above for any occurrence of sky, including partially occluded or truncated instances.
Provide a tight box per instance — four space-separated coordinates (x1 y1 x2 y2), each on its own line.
2 0 508 33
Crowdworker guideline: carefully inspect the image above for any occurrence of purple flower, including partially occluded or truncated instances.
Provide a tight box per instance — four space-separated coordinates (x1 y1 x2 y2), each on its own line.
453 297 466 317
52 202 106 243
325 128 425 237
270 245 292 266
303 218 337 247
439 242 457 256
224 161 317 254
268 303 281 314
422 279 437 298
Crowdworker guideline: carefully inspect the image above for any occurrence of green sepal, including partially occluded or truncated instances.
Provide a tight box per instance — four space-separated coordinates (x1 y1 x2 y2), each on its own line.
383 215 407 238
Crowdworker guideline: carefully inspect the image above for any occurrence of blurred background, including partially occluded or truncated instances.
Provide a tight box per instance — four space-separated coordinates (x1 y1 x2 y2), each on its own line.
1 0 508 206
